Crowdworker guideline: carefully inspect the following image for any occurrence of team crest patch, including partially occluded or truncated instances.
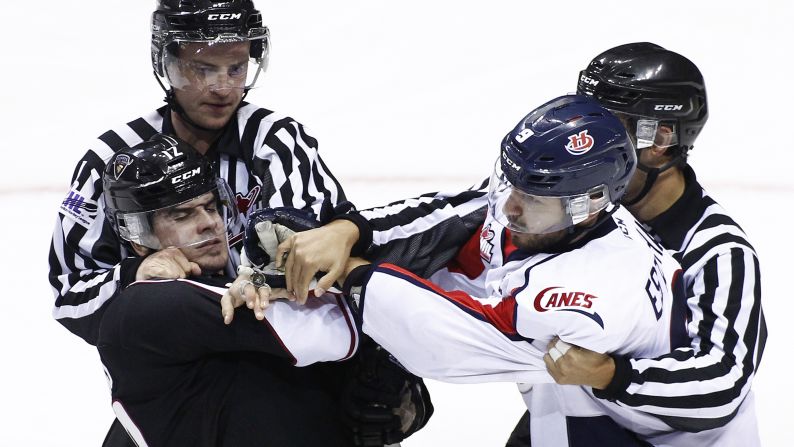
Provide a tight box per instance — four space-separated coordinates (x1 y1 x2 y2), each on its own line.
113 154 132 180
565 129 595 155
235 185 261 215
533 286 604 328
479 224 496 262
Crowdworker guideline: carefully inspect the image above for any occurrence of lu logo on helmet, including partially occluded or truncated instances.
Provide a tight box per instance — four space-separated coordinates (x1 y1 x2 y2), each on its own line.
565 129 595 155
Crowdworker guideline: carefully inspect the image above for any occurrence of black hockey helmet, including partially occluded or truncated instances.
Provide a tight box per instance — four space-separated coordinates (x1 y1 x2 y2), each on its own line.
151 0 269 79
576 42 708 155
103 134 238 249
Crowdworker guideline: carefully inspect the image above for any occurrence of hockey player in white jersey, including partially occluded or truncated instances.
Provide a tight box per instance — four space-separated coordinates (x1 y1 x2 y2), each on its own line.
236 95 696 445
337 95 693 445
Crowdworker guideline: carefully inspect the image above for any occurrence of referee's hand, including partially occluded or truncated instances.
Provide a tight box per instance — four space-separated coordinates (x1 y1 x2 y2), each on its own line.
544 337 615 390
277 220 359 304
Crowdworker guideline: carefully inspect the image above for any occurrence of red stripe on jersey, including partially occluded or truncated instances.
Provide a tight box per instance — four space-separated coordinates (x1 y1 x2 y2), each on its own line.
335 295 358 360
446 224 487 279
502 228 518 259
377 263 518 336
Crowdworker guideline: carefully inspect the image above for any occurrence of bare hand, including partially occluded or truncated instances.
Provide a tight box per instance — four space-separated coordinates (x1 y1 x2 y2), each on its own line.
277 220 359 304
136 247 201 281
220 271 290 325
543 337 615 390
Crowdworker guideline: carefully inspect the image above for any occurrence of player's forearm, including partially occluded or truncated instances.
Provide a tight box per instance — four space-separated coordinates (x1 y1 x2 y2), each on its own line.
349 190 488 277
352 263 550 384
117 280 357 365
593 249 766 429
51 259 138 345
594 349 757 431
360 187 487 240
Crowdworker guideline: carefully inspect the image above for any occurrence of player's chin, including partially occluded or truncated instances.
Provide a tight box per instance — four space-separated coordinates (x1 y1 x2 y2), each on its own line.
195 113 234 130
512 232 563 252
193 253 229 275
187 102 238 129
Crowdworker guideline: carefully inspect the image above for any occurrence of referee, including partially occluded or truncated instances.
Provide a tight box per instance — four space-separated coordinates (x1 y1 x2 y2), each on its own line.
509 43 766 445
48 1 429 446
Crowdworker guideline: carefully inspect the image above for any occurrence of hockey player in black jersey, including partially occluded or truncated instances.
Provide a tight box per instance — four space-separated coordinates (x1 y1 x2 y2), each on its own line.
98 135 361 446
99 135 431 447
50 1 430 445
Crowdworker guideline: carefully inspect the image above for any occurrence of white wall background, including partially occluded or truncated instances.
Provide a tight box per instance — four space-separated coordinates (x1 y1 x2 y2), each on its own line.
1 1 791 445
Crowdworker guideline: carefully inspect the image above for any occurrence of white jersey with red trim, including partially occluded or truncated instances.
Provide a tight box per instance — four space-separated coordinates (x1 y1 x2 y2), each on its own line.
358 205 692 443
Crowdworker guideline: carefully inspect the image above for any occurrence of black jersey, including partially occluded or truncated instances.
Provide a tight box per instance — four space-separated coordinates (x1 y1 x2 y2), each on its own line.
50 103 347 345
97 276 358 447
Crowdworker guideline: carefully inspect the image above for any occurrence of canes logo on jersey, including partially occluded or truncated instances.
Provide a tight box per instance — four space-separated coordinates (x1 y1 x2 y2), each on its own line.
533 286 604 328
480 224 496 262
565 130 595 155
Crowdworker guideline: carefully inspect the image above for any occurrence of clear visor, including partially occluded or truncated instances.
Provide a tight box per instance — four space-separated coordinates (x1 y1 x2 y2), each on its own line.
117 179 240 250
487 160 611 234
612 111 678 150
163 35 268 92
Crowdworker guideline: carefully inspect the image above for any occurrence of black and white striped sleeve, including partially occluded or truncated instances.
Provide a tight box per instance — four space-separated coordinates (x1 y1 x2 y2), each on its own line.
349 180 490 277
598 199 767 432
244 109 348 222
49 116 162 345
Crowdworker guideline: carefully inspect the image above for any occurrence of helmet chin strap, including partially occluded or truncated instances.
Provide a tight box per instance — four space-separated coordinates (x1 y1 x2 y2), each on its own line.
621 150 684 207
153 71 249 134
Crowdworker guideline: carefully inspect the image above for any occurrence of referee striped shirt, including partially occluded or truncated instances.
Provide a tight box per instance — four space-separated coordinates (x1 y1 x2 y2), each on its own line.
595 165 766 431
49 103 347 345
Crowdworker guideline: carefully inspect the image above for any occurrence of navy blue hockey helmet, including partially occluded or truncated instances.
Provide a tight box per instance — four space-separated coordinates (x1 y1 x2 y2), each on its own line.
488 95 635 234
103 134 239 250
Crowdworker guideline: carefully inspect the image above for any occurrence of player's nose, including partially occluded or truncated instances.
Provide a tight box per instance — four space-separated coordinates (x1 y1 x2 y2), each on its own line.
195 209 221 232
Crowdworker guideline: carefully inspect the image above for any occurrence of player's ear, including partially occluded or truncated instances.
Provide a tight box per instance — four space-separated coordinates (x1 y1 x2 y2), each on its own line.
131 242 152 257
653 124 675 153
647 127 675 163
655 125 675 148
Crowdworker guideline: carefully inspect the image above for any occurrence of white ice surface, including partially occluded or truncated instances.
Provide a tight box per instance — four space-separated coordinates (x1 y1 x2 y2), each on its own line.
1 1 791 445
